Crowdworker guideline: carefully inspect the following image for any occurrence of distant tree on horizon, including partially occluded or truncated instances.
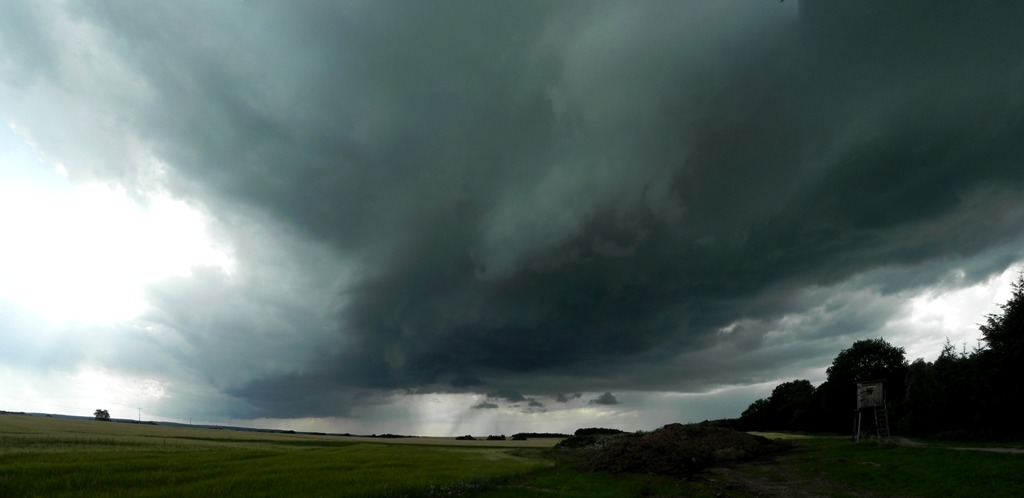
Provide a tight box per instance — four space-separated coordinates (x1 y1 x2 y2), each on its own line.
94 409 110 421
740 379 816 432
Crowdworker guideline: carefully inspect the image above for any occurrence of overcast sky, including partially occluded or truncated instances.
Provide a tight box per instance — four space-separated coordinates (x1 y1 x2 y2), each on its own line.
2 0 1024 436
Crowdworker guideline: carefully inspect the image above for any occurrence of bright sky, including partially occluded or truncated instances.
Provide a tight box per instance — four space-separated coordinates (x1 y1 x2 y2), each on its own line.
0 124 233 323
0 122 233 421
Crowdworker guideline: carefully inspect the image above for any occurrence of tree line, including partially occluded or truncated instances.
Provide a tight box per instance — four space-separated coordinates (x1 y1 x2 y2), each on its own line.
734 272 1024 440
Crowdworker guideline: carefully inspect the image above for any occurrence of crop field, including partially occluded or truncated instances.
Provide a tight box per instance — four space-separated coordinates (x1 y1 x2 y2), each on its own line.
0 413 552 497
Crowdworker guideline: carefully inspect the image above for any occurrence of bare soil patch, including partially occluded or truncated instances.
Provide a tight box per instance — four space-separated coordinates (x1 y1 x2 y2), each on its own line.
692 445 896 498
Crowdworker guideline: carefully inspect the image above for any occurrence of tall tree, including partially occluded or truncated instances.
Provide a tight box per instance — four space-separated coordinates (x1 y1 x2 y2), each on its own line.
738 380 818 431
740 397 770 430
817 338 908 432
766 379 817 431
826 338 908 386
980 271 1024 353
975 270 1024 438
900 358 938 435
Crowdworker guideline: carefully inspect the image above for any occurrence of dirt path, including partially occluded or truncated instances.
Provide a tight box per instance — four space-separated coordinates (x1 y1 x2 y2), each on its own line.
894 437 1024 454
692 447 895 498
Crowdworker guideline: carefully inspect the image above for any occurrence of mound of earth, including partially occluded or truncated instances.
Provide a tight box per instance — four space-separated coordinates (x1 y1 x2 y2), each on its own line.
582 423 791 476
554 432 631 450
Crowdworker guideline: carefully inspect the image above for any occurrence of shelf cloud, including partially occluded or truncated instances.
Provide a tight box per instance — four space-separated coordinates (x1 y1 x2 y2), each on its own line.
2 0 1023 433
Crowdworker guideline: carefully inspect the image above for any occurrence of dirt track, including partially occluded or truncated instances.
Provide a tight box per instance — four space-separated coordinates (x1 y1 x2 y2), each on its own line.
895 437 1024 454
694 447 894 498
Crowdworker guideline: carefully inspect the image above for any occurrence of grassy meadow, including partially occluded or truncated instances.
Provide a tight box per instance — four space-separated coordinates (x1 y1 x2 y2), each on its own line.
478 435 1024 498
4 412 1024 497
772 436 1024 498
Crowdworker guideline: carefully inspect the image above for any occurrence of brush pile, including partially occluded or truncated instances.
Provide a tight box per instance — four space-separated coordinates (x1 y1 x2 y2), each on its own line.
559 423 791 476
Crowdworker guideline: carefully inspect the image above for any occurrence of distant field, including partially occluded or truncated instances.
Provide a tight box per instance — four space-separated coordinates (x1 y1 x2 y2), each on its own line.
0 413 552 497
0 413 562 448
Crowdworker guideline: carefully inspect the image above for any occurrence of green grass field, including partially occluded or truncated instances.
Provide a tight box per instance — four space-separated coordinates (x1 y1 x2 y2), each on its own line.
4 413 1024 497
478 434 1024 497
776 437 1024 498
0 413 550 497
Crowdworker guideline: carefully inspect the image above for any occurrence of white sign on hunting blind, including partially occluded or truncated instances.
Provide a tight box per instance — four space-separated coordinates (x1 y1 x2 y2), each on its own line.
856 382 884 409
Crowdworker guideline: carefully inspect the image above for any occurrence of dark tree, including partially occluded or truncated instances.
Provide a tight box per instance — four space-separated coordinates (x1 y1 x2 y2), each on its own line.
980 271 1024 352
93 409 110 421
738 380 817 431
974 271 1024 438
574 428 625 436
816 338 907 432
739 398 770 430
767 379 817 431
929 339 985 436
826 338 908 385
900 358 939 435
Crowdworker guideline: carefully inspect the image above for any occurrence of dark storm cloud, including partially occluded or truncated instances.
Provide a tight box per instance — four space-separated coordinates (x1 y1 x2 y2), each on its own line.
590 393 619 406
555 393 583 403
0 2 59 85
4 0 1024 420
472 402 499 410
487 390 526 403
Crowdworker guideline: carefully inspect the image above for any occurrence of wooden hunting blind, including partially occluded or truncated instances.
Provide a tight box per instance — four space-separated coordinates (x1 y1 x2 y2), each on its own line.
856 381 884 409
853 380 890 442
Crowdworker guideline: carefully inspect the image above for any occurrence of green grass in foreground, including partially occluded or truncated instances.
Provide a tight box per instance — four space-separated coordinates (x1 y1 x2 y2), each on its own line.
476 448 716 498
0 414 547 497
480 435 1024 497
782 437 1024 498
